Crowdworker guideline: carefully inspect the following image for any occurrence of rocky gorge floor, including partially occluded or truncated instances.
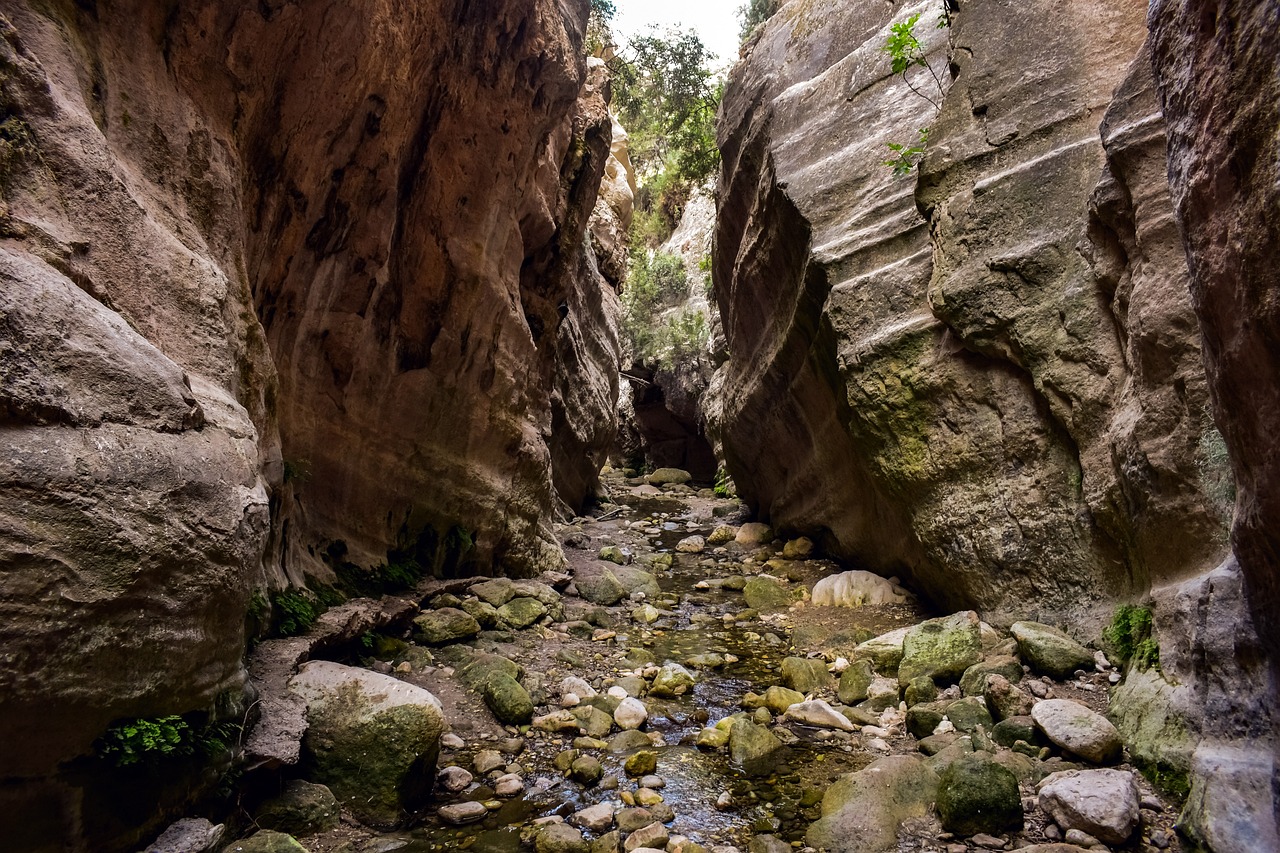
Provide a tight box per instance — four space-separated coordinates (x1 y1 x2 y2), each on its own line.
223 471 1186 853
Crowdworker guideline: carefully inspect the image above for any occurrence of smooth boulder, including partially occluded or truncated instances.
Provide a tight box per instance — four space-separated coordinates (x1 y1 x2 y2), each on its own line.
1031 699 1123 764
414 608 481 645
730 718 787 777
1011 621 1095 679
898 611 983 686
806 756 940 853
288 661 444 827
937 753 1023 836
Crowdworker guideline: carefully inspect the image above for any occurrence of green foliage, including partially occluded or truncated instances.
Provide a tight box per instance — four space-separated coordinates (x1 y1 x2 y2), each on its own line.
622 250 691 360
880 4 952 177
98 714 243 768
360 630 377 650
586 0 617 56
282 458 311 484
739 0 782 42
609 27 721 186
248 590 269 623
272 590 321 637
713 467 731 498
654 309 710 369
884 13 926 76
884 127 930 176
99 716 192 766
1104 605 1159 671
1197 423 1235 530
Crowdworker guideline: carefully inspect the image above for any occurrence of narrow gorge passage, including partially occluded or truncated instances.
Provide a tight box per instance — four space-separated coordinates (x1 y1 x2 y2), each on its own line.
248 471 1185 853
0 1 1277 852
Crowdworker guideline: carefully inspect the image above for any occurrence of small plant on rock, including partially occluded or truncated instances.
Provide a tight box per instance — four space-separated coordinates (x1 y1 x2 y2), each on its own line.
881 4 953 177
272 590 321 637
1104 604 1159 671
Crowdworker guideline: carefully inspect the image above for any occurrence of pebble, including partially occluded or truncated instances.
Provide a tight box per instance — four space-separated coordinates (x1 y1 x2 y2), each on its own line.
473 749 505 774
971 834 1006 849
571 802 616 832
1065 829 1101 846
438 765 473 793
494 773 524 797
441 733 465 749
437 801 488 825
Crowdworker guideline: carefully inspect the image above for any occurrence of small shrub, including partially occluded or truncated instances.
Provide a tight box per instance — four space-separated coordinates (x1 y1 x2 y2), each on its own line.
880 4 952 177
1197 422 1235 532
884 127 930 176
1104 604 1159 671
272 590 321 637
282 458 312 484
713 467 731 498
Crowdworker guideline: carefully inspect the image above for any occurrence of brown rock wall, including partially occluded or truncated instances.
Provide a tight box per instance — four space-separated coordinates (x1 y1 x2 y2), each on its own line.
0 0 615 848
1148 0 1280 663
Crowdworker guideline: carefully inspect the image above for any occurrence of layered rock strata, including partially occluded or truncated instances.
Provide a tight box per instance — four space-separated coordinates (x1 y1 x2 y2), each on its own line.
709 0 1228 625
0 0 615 848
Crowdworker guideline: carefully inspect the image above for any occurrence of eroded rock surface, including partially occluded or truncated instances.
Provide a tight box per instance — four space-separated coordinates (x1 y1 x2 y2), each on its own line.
0 0 617 848
709 0 1228 627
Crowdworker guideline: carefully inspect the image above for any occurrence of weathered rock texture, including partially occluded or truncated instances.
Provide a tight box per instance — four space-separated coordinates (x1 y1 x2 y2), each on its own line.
1147 0 1280 666
0 0 615 849
1145 1 1280 847
709 0 1229 626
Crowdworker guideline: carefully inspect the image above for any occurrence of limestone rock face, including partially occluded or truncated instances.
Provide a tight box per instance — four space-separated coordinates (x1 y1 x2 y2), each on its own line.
0 0 616 847
708 0 1227 625
1147 0 1280 664
0 5 275 839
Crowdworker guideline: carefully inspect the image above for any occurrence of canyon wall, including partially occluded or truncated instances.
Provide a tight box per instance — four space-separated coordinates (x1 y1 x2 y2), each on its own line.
712 0 1278 846
709 0 1230 627
0 0 616 848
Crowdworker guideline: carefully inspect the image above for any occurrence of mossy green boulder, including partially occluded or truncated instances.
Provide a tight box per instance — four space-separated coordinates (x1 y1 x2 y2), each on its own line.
288 661 444 828
497 596 547 629
413 607 480 645
959 655 1025 696
481 672 534 725
936 753 1023 836
1010 621 1095 679
806 756 940 853
729 718 787 777
838 659 875 705
781 657 833 694
253 779 340 836
743 575 794 611
898 611 982 686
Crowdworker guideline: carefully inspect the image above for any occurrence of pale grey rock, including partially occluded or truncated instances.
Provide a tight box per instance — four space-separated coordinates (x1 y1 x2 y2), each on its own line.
1031 699 1122 765
1038 768 1139 845
614 697 648 730
783 700 856 731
